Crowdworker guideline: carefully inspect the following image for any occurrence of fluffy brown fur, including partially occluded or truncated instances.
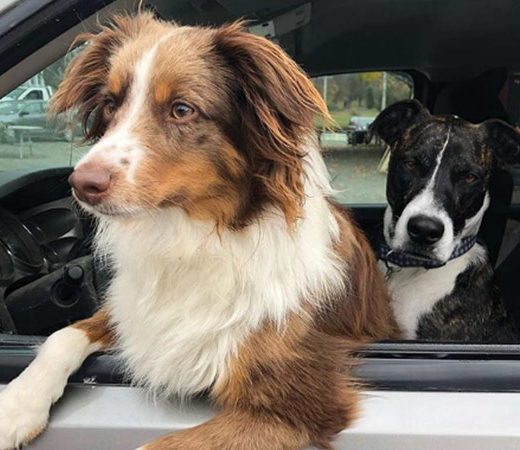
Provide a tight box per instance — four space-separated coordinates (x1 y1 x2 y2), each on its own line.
51 15 331 228
48 13 399 450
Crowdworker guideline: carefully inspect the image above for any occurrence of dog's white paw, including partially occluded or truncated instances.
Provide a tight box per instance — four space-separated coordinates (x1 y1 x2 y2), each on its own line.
0 382 50 450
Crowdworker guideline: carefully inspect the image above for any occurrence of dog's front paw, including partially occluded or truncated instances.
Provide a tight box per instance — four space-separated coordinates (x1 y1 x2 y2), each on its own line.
0 382 50 450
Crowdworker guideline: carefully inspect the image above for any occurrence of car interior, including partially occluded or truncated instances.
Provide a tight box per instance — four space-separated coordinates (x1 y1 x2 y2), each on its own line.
1 0 520 389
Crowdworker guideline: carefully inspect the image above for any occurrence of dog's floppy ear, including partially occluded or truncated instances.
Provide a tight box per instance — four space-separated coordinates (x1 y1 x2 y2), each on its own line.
483 119 520 165
50 14 154 140
213 22 330 226
369 99 430 146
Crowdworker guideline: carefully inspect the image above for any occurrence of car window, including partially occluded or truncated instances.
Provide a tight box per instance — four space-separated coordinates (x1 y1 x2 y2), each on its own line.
24 90 42 100
0 63 414 184
0 50 89 171
313 72 413 204
21 102 41 114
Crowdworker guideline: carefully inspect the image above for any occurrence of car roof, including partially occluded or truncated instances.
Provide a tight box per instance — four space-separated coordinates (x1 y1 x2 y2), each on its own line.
152 0 520 81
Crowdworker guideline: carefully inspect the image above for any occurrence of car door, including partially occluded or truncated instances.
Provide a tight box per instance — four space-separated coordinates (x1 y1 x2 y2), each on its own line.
1 1 520 450
15 101 44 127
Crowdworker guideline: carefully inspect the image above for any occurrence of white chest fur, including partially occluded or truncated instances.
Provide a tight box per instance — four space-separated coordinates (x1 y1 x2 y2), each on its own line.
96 183 343 398
382 244 486 339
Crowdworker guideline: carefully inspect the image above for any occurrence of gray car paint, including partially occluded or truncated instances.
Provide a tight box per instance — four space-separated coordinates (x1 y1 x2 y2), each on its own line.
2 385 519 450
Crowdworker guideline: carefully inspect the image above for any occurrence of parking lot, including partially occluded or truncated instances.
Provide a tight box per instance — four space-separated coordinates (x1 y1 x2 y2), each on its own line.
0 139 387 204
0 139 88 171
324 145 386 204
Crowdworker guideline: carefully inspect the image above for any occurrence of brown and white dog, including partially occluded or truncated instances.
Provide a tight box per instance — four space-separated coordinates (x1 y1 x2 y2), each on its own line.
0 14 398 450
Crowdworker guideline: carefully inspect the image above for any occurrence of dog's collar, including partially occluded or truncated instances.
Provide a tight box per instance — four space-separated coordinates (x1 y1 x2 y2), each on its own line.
379 235 478 270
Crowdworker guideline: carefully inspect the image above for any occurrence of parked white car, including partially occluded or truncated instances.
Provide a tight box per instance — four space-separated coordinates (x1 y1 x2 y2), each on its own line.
1 85 54 102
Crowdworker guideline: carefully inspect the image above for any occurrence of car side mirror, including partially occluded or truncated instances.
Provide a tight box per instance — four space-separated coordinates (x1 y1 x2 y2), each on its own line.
19 111 30 117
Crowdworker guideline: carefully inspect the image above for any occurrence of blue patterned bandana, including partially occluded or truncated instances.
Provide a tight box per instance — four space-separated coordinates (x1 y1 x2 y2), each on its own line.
379 235 478 269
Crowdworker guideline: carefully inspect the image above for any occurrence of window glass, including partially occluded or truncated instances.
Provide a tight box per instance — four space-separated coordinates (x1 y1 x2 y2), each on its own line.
21 102 41 114
313 72 413 204
24 90 43 100
0 49 90 172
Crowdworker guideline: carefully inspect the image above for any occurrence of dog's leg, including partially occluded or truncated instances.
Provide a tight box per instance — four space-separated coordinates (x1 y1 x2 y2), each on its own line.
0 309 114 450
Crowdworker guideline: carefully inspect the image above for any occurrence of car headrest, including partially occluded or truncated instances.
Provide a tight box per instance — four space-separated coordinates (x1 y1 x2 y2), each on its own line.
433 68 510 123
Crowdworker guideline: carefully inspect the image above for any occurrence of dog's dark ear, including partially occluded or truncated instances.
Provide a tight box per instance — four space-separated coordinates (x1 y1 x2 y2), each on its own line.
369 99 430 146
50 14 154 140
483 119 520 165
213 22 331 226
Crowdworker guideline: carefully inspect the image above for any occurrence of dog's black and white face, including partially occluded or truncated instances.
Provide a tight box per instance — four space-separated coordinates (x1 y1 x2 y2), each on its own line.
372 100 520 263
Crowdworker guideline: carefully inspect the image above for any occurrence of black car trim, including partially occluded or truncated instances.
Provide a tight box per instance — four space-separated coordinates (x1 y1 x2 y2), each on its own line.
0 0 54 39
2 341 520 392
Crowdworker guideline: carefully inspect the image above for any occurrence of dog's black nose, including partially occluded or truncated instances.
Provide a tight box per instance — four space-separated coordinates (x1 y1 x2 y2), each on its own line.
407 215 445 245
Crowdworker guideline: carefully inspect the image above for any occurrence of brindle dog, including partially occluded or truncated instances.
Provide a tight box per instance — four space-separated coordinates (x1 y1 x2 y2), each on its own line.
372 99 519 342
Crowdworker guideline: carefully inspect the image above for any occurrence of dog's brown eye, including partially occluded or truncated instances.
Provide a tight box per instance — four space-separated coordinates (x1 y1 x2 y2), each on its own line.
103 100 116 120
465 174 478 184
171 102 196 121
404 159 416 171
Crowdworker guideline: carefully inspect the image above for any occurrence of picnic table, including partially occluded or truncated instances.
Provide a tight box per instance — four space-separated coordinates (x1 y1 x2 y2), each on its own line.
6 125 44 159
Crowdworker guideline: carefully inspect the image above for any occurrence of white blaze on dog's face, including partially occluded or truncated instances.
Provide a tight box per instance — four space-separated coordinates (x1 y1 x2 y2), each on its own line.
372 100 520 263
384 122 490 262
51 13 329 228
